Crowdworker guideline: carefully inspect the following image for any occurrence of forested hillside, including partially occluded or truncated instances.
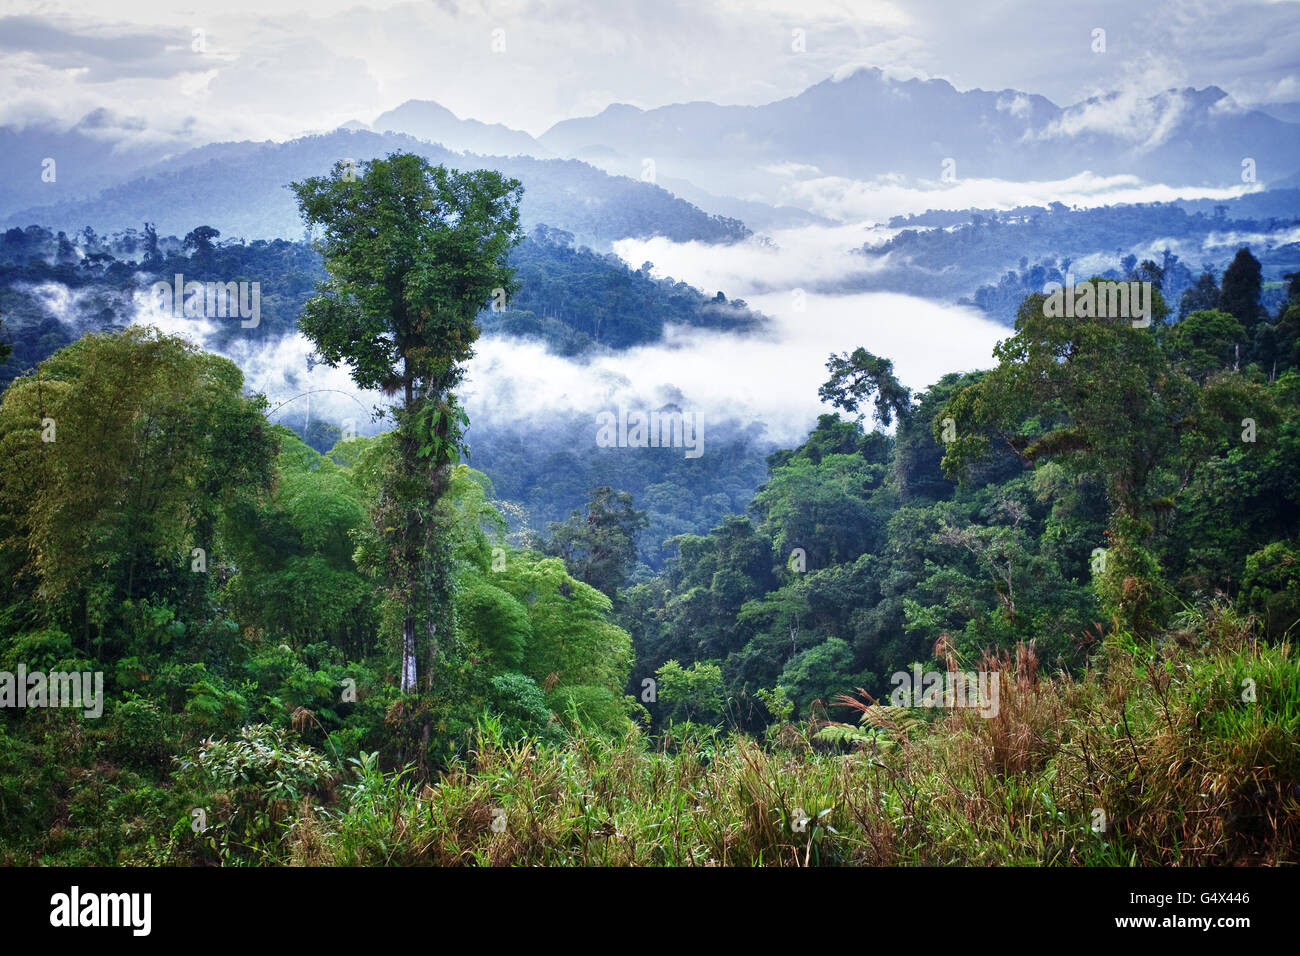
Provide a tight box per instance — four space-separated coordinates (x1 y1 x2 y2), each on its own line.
0 221 765 382
8 0 1300 914
844 193 1300 318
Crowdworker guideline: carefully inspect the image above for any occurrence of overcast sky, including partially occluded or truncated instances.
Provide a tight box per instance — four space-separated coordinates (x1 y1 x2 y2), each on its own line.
1 0 1296 148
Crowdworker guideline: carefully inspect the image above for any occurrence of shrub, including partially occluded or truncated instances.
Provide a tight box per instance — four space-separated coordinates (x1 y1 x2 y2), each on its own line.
173 723 335 864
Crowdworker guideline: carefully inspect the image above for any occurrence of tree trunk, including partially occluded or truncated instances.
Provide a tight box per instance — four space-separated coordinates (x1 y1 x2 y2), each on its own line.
399 364 421 694
401 616 417 692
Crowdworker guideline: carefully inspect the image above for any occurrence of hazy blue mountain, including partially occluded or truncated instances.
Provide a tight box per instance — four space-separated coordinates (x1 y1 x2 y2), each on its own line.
1256 102 1300 125
540 68 1300 207
3 129 749 249
371 99 549 157
0 109 193 218
0 114 816 240
13 71 1289 242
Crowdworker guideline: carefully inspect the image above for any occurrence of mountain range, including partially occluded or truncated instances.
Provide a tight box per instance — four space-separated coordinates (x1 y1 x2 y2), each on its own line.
1 129 749 249
539 68 1300 204
3 66 1297 249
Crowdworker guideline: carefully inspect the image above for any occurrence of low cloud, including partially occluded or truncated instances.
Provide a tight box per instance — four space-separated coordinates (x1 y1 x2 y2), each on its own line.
457 226 1014 445
104 224 1009 450
462 291 1005 448
1031 54 1193 153
129 294 386 434
615 221 894 294
996 92 1032 119
1124 225 1300 270
1036 89 1190 152
774 171 1259 222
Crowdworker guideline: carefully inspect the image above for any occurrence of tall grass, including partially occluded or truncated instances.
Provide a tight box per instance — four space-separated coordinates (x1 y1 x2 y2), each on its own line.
270 606 1300 865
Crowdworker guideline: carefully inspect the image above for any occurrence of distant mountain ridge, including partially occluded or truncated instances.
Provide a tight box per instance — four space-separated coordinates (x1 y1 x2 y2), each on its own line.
0 109 193 219
370 100 550 157
538 67 1300 207
3 129 749 249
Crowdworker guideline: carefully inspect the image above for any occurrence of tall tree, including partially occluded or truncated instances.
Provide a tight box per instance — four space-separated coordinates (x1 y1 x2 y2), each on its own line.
1179 268 1220 320
1167 309 1244 382
291 153 522 695
182 225 221 261
547 486 647 599
1218 247 1264 353
819 347 912 427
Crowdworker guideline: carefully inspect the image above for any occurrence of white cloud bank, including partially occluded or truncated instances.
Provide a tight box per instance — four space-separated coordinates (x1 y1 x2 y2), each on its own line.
115 223 1008 450
776 171 1262 223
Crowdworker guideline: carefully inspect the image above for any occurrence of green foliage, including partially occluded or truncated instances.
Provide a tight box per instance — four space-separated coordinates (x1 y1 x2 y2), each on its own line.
777 637 861 719
1168 309 1244 380
1219 246 1264 339
812 723 875 747
174 723 334 864
487 672 557 742
938 282 1275 633
546 485 647 598
457 579 531 669
260 619 1300 866
481 226 763 353
628 257 1297 741
1242 541 1300 638
184 677 251 733
479 553 635 736
750 452 889 571
0 326 275 654
655 659 725 725
292 154 522 396
756 685 794 723
819 347 912 427
221 428 377 656
1 224 1297 868
112 694 173 767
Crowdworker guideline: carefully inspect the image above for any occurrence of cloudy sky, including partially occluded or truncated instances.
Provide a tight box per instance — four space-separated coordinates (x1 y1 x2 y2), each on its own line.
1 0 1297 147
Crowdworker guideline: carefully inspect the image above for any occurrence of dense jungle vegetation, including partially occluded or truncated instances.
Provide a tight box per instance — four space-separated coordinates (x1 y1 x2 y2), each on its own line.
0 156 1296 866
